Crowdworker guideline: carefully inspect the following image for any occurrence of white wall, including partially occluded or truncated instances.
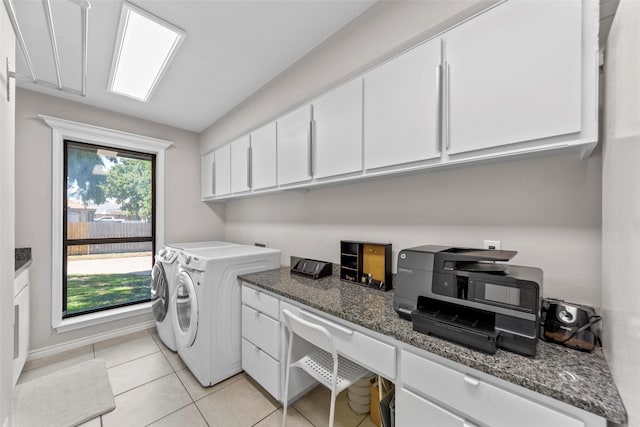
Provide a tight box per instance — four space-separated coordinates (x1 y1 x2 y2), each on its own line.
226 151 602 305
602 1 640 424
15 88 225 352
201 0 603 306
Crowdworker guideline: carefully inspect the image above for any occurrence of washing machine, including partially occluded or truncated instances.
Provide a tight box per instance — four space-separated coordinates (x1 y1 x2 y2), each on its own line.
172 245 280 386
151 241 237 351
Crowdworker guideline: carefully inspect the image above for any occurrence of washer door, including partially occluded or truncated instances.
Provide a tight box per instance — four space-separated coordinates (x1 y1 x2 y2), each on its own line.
151 262 169 322
173 271 199 348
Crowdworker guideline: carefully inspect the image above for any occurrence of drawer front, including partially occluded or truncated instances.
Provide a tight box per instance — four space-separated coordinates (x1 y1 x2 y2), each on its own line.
401 350 584 427
396 387 466 427
242 338 280 400
281 301 396 379
242 304 280 359
242 284 279 319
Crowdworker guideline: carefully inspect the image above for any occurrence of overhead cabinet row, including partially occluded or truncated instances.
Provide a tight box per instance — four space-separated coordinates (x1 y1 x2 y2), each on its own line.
202 0 597 201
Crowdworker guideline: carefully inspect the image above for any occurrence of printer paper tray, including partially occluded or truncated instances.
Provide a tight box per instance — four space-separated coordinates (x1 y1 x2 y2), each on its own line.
412 305 499 354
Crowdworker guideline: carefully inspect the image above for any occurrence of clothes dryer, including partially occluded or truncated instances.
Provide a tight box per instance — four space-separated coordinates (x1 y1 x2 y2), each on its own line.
172 245 280 386
151 241 237 351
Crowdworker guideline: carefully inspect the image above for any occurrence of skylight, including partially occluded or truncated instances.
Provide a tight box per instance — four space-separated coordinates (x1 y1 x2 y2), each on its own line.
108 2 185 102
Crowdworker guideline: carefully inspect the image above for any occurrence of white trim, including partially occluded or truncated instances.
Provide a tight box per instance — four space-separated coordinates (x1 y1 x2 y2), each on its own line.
27 320 156 361
40 115 172 331
55 302 153 333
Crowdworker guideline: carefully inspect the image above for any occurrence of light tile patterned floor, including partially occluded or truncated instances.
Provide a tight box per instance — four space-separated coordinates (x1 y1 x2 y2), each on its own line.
19 329 378 427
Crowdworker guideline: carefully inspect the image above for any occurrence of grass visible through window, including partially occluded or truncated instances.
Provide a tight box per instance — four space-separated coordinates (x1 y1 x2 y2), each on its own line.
66 272 151 314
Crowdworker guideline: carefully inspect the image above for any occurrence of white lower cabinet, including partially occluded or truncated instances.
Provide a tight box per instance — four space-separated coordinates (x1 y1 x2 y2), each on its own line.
397 388 467 427
400 350 590 427
241 285 281 399
241 338 280 400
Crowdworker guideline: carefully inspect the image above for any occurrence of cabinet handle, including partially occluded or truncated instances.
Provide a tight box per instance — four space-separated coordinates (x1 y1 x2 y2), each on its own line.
6 58 16 103
436 64 443 153
299 310 354 335
445 61 451 151
463 375 479 387
211 161 216 195
247 145 252 189
308 119 315 178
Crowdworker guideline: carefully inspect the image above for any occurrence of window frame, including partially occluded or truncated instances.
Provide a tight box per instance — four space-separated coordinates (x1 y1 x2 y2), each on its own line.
63 140 157 318
41 115 173 332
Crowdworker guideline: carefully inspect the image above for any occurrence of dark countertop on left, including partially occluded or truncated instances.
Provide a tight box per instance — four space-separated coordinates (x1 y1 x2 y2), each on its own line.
239 267 627 424
15 248 32 276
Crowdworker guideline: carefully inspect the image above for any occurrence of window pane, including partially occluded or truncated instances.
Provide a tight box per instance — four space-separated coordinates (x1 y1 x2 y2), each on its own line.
66 242 153 316
66 142 153 239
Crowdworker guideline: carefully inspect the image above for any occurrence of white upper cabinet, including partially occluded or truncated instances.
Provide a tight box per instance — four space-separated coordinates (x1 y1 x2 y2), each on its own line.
312 78 363 179
444 0 583 155
214 144 231 197
277 104 312 186
251 122 278 191
363 37 443 170
231 134 251 194
200 151 216 200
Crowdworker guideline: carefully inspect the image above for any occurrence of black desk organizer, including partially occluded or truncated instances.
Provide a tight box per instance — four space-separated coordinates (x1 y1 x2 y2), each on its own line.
291 258 333 280
340 240 392 291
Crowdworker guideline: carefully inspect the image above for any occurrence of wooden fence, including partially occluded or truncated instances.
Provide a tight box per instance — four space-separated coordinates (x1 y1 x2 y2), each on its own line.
67 222 152 256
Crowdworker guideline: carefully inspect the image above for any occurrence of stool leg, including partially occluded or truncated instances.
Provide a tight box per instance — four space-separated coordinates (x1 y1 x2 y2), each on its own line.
328 387 337 427
282 331 294 427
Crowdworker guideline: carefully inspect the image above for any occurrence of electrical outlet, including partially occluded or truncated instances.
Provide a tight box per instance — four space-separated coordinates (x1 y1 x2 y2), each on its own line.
483 240 501 250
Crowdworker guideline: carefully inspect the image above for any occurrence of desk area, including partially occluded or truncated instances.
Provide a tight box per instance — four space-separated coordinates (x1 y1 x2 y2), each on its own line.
239 267 626 426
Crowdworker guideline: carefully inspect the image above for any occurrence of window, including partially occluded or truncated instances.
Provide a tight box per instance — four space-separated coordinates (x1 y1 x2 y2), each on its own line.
42 115 173 332
64 141 155 317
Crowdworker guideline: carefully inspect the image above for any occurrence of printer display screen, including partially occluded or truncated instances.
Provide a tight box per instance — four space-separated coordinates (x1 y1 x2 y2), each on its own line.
483 283 521 306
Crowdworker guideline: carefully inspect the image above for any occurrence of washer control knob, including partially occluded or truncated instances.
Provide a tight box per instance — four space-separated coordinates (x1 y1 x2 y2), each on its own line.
185 255 192 264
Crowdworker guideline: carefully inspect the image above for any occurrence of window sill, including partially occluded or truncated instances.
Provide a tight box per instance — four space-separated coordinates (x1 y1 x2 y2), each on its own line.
54 301 153 333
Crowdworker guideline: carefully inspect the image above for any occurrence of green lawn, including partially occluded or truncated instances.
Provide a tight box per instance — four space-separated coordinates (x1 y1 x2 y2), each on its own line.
66 272 151 315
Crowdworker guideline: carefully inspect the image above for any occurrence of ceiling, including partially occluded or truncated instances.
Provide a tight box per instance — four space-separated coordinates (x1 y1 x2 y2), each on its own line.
10 0 375 132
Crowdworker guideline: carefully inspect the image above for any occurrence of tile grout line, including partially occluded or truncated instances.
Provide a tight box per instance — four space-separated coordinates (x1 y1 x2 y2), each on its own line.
141 401 199 427
101 347 162 370
111 371 176 398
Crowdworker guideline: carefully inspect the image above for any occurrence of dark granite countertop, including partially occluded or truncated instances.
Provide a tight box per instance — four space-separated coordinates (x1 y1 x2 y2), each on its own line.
239 267 627 424
15 248 32 277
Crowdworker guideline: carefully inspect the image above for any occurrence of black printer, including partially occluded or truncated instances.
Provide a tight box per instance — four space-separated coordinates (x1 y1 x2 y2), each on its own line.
393 245 542 357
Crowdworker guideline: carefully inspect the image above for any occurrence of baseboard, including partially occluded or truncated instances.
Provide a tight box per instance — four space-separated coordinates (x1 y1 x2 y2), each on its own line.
27 320 156 361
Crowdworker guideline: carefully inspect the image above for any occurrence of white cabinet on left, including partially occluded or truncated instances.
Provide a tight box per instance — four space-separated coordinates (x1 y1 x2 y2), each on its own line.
200 151 216 200
201 145 231 200
14 268 30 387
214 145 232 197
231 135 252 194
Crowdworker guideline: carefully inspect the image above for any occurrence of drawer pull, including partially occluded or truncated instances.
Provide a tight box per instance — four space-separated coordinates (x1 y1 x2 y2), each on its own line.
463 375 480 387
299 310 354 335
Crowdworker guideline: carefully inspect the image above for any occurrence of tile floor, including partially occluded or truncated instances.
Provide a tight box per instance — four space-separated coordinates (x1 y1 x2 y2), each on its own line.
18 329 378 427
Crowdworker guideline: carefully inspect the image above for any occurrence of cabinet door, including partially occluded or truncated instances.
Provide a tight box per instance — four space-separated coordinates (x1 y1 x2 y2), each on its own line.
363 38 442 170
445 1 582 155
397 388 467 427
13 283 29 387
251 122 277 190
313 79 363 179
200 151 216 200
214 144 231 197
231 135 251 194
277 104 312 186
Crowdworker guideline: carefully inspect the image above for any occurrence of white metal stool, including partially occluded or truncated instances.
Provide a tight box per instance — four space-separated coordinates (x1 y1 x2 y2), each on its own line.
281 309 371 427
